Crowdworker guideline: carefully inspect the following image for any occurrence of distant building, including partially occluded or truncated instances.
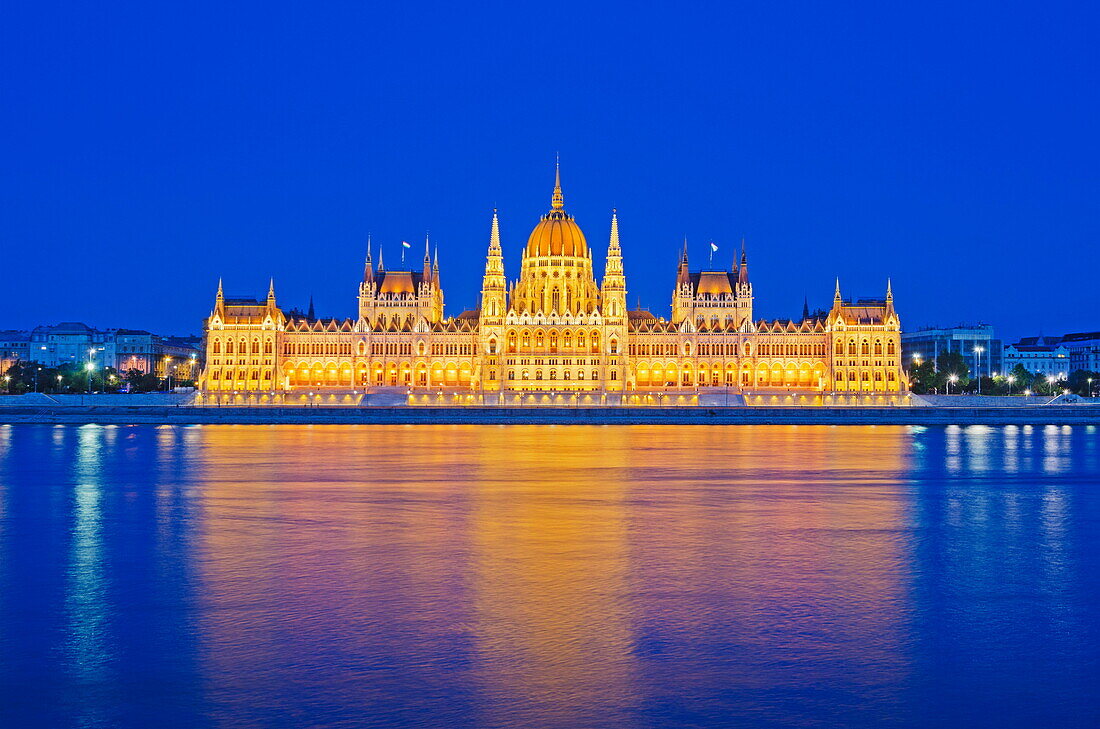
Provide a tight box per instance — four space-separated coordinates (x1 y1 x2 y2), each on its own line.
31 322 117 370
1003 337 1071 378
901 324 1001 377
1057 332 1100 373
0 323 203 380
0 331 30 373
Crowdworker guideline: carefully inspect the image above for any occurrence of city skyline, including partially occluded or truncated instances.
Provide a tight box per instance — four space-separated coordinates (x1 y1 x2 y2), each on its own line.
2 4 1098 343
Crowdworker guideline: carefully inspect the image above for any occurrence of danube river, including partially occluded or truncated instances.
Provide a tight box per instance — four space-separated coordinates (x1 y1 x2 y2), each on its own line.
1 424 1098 728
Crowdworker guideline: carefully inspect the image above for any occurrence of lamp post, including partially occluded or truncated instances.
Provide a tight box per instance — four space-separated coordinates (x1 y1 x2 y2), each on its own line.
35 367 41 393
1089 377 1094 397
3 375 10 394
56 374 63 392
1046 375 1057 396
947 373 959 395
1007 375 1015 395
85 362 95 394
973 346 984 394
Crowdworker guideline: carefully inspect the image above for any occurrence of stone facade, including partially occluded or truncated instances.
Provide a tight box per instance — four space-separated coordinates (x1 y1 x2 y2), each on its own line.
199 168 907 404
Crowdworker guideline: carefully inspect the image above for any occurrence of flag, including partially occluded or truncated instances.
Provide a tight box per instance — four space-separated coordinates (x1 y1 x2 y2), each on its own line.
710 241 719 253
401 240 411 249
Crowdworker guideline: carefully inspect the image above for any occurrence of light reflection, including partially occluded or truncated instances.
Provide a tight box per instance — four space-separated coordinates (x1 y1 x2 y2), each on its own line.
190 424 916 726
66 425 110 726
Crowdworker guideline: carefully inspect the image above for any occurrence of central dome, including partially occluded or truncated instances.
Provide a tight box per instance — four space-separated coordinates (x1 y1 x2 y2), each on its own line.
525 165 588 258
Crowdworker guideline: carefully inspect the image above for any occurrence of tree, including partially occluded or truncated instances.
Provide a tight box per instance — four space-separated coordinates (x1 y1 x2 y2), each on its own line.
1067 369 1100 396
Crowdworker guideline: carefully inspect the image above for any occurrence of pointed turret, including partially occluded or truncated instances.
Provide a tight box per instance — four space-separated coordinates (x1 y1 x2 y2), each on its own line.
363 235 374 281
267 278 276 307
551 155 564 210
802 296 810 322
480 208 507 322
378 246 385 272
423 233 432 280
602 209 626 319
833 278 843 306
216 277 224 305
737 238 749 284
677 237 690 285
886 278 893 304
307 295 315 321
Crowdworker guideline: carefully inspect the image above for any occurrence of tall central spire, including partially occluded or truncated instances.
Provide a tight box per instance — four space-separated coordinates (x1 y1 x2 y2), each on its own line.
551 155 564 210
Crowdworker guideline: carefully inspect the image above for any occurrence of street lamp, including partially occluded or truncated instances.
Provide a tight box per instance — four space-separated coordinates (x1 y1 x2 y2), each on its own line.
56 374 63 392
947 373 959 395
1047 375 1057 395
3 374 10 394
1007 374 1015 395
973 346 984 394
1089 377 1094 397
85 362 95 394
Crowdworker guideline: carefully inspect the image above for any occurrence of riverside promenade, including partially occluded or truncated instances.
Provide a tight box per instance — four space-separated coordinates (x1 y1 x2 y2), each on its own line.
1 403 1099 426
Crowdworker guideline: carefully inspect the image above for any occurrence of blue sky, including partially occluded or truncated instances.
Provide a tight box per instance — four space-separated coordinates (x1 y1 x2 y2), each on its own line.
1 2 1097 342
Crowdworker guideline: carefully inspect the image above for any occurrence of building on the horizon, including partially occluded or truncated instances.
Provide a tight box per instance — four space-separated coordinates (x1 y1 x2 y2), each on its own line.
198 166 907 405
1002 336 1071 378
901 324 1001 378
0 323 203 381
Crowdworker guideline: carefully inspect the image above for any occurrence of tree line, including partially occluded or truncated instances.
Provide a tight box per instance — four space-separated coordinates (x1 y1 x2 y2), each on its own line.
0 360 195 395
905 352 1099 396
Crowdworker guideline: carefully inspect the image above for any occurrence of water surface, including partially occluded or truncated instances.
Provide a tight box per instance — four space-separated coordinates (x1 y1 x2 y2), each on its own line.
0 424 1098 728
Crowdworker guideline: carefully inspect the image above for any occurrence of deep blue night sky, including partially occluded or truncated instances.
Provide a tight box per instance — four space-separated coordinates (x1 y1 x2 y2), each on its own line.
1 2 1097 342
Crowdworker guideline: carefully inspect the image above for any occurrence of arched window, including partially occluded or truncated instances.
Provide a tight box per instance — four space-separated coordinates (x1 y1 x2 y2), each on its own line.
577 332 587 348
609 338 618 354
507 331 517 352
226 341 234 354
521 331 531 348
213 340 221 354
549 332 558 352
488 339 497 354
551 288 561 312
591 369 599 380
522 370 529 380
535 330 544 348
563 331 573 349
861 340 870 356
848 340 857 356
264 341 272 354
874 340 883 356
536 370 543 380
549 369 557 380
508 370 515 380
887 340 896 355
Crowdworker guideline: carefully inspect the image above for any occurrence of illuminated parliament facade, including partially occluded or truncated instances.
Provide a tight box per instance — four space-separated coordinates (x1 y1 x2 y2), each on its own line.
198 168 907 405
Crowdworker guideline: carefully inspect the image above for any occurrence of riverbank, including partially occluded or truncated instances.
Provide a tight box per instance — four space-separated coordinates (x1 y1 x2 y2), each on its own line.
1 404 1099 425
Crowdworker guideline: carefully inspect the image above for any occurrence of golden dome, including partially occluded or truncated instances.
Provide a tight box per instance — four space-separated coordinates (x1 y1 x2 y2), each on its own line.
525 164 588 258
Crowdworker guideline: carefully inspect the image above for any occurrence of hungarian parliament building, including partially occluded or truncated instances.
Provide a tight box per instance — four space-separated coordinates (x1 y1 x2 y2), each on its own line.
198 167 907 405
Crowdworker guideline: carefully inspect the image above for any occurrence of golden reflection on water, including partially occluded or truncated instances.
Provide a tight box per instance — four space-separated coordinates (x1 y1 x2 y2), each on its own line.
190 425 915 726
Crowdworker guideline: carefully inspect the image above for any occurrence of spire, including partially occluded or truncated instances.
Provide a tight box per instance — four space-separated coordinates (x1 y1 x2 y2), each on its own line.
490 208 501 252
216 277 224 304
604 209 624 282
423 232 432 279
307 295 315 320
551 155 564 210
378 246 384 271
267 277 276 305
433 245 439 273
886 278 894 304
364 235 374 281
802 296 810 322
737 238 749 284
677 237 690 285
834 278 843 306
